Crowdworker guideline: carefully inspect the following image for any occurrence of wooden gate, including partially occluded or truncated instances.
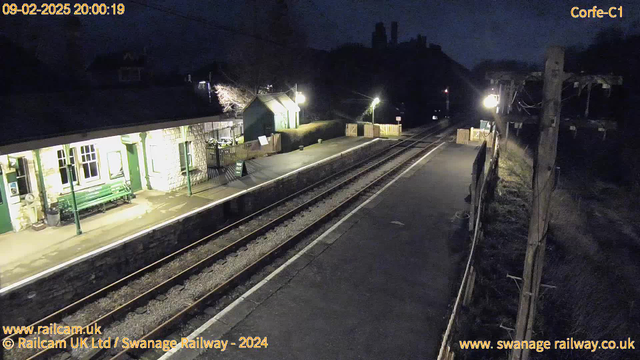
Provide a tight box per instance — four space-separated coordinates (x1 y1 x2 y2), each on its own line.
345 123 357 137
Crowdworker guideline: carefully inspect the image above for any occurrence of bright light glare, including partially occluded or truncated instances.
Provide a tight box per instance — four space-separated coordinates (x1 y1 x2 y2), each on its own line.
483 94 499 108
372 97 380 107
296 92 306 104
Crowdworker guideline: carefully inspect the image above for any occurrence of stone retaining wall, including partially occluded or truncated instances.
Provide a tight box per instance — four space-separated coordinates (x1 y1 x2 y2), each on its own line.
1 139 391 326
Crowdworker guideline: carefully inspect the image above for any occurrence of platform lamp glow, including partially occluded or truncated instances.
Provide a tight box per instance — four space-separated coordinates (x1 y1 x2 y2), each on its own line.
371 97 381 125
294 91 305 127
483 94 499 110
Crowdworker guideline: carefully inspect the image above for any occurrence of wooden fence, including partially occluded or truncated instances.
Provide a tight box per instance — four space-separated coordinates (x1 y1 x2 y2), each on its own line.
345 123 358 137
378 124 402 136
206 134 281 170
438 128 500 360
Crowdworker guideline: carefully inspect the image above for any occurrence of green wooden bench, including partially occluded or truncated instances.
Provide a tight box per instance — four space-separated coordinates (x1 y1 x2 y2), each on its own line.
58 179 133 218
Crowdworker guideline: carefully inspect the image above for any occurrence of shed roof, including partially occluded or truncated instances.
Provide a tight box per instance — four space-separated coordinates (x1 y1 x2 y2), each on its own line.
87 51 146 71
251 93 299 114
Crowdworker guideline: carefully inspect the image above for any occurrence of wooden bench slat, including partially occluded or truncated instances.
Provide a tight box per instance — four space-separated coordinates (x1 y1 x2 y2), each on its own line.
58 179 132 216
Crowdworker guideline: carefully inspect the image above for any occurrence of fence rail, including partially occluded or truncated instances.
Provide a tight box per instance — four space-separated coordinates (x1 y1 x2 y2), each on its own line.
438 128 500 360
206 134 281 170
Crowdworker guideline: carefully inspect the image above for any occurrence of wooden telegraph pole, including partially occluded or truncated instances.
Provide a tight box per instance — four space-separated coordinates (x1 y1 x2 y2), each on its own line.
510 46 564 360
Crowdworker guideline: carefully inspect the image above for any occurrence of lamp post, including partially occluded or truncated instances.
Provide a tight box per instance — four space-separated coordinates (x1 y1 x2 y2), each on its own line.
371 97 380 125
64 144 82 235
444 87 450 116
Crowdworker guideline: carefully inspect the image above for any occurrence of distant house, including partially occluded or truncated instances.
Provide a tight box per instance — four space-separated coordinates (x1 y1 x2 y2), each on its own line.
242 93 300 141
0 86 223 234
87 51 149 87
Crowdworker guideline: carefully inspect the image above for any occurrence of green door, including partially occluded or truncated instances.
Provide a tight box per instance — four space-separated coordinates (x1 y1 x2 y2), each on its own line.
126 144 143 192
0 170 13 234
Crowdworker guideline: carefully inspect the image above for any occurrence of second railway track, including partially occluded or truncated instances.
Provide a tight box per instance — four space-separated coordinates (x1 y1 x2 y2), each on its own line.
4 120 464 360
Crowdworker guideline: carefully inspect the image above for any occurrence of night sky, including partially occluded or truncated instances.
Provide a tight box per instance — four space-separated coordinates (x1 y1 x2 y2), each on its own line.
3 0 640 72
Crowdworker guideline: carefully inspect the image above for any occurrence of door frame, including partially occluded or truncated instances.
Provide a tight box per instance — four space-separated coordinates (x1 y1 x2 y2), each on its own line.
0 167 14 234
125 144 143 193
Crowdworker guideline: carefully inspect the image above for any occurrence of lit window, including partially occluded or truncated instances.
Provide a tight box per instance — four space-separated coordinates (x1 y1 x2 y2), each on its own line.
107 151 124 179
15 157 31 195
80 144 100 180
119 67 141 82
179 142 193 172
57 148 78 185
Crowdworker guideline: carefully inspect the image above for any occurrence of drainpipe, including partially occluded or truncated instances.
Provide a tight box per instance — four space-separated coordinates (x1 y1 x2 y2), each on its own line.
184 141 192 196
181 125 192 196
64 144 82 235
139 132 152 190
34 149 48 214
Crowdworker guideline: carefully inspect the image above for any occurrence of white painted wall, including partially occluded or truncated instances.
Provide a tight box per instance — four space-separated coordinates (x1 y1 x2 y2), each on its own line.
1 123 208 232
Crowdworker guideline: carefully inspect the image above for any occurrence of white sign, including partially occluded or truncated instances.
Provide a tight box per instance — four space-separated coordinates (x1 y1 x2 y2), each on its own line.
395 116 401 122
258 135 269 146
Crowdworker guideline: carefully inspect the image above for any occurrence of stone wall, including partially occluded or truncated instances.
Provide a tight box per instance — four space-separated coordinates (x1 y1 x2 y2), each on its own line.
145 124 208 192
1 139 392 326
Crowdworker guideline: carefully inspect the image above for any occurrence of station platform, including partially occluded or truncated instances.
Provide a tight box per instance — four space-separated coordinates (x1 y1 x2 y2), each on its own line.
165 142 478 360
0 136 378 288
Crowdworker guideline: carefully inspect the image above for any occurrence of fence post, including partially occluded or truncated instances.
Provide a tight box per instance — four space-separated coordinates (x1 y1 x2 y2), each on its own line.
469 166 476 233
215 145 221 168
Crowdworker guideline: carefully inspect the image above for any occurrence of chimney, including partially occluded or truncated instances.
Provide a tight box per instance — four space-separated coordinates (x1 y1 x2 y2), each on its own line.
391 21 398 45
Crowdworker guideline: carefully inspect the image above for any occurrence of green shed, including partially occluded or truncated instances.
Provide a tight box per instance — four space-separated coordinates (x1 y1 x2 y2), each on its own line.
242 93 300 141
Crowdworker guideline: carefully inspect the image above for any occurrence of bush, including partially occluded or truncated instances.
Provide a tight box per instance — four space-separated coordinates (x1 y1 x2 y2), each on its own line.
278 120 345 152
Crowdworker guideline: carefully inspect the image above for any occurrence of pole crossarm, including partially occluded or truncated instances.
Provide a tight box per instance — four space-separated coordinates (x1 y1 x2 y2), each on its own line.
486 71 622 86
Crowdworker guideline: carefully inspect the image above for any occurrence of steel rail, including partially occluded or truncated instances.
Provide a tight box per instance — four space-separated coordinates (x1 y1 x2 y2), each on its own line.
17 122 456 360
3 122 441 344
109 124 460 360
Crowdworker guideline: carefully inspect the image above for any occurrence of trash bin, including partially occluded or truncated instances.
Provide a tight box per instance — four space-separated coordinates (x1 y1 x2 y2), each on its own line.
46 208 60 227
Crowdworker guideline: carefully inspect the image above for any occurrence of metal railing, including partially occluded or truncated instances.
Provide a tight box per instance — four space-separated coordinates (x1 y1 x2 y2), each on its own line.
438 128 500 360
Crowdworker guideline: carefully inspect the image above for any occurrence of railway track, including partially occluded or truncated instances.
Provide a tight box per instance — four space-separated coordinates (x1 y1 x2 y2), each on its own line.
4 120 462 360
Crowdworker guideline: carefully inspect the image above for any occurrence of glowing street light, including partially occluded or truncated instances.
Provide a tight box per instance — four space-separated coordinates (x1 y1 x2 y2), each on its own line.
295 92 306 104
443 87 450 116
371 97 381 125
483 94 499 109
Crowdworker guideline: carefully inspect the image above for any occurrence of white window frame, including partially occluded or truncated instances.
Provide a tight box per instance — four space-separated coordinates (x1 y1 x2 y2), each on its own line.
57 148 78 186
80 144 100 182
15 157 31 196
107 151 124 180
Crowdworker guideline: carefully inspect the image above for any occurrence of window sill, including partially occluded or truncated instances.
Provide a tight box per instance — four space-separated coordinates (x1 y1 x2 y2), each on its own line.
180 169 201 176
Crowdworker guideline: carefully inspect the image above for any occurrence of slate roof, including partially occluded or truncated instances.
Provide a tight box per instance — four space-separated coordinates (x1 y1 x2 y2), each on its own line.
0 86 221 148
251 93 300 114
86 51 146 71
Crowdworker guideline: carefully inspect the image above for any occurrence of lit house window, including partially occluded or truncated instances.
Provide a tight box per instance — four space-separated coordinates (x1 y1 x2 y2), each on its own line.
80 144 100 180
178 142 193 172
15 157 31 195
57 148 78 185
119 67 141 82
